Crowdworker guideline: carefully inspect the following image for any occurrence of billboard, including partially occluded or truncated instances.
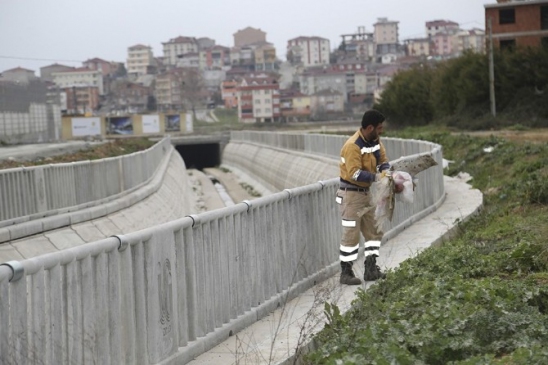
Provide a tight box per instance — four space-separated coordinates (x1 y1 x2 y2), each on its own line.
142 115 160 134
107 116 133 135
185 113 193 133
72 117 101 136
165 114 180 132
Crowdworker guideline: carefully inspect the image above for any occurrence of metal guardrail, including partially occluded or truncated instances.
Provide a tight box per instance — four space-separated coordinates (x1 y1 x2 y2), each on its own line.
0 138 171 226
0 179 341 365
227 131 445 237
0 131 445 364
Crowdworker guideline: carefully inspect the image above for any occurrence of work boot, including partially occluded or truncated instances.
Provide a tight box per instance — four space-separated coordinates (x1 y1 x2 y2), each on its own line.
340 261 361 285
363 256 386 281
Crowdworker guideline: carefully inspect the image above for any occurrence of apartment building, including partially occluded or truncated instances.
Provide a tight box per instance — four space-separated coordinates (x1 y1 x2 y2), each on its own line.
404 38 432 56
162 36 199 66
431 33 459 56
485 0 548 49
155 68 184 111
40 64 73 82
374 17 400 55
233 27 267 47
51 67 104 95
64 86 99 114
201 45 231 69
127 44 155 77
426 20 460 38
83 58 116 76
286 36 330 67
110 80 152 113
279 89 311 122
310 89 345 116
0 67 37 84
456 28 486 54
253 43 277 71
221 80 238 108
236 76 280 123
299 68 347 99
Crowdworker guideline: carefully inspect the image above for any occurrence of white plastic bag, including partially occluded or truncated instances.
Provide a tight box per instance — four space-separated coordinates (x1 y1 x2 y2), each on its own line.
392 171 414 203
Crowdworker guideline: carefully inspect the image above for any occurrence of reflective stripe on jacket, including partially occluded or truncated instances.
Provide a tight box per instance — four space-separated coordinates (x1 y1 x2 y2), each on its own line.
339 130 389 188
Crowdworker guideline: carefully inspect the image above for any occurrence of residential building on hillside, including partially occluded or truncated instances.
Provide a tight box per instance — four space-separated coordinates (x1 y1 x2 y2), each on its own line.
233 27 267 47
485 0 548 49
426 20 460 38
236 76 280 123
64 86 99 115
40 64 73 82
162 36 199 66
286 36 330 67
109 80 153 113
456 28 486 54
201 45 231 69
253 42 277 71
374 17 400 56
431 32 459 57
335 27 376 63
230 46 255 70
52 67 104 95
299 67 347 99
221 80 238 108
230 41 277 72
404 38 432 56
155 68 184 111
83 58 116 76
279 89 311 122
197 37 216 50
177 52 200 68
0 67 37 84
310 88 345 117
127 44 155 76
299 63 373 101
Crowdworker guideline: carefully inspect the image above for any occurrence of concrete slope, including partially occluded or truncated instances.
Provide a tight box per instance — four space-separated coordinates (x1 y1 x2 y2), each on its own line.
0 152 202 262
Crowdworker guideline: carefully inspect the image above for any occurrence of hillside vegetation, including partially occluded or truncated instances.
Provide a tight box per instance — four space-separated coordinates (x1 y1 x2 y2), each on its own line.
0 138 155 170
305 129 548 364
375 47 548 130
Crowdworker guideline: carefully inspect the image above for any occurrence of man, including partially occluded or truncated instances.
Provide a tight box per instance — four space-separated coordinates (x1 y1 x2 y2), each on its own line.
336 109 400 285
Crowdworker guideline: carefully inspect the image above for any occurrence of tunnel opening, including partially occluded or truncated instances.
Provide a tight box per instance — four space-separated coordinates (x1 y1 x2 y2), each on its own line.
174 143 221 170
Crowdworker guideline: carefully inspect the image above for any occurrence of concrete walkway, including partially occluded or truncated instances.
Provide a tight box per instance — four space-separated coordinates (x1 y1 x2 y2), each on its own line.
187 175 483 365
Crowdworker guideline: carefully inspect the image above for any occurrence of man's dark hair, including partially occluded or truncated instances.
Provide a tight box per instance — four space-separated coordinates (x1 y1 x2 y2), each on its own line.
361 109 385 128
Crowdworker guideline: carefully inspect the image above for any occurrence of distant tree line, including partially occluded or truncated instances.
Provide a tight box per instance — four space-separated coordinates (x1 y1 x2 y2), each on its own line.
374 47 548 129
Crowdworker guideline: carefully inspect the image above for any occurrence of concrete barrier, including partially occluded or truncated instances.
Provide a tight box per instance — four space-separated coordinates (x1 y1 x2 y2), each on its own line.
0 138 171 241
0 131 446 364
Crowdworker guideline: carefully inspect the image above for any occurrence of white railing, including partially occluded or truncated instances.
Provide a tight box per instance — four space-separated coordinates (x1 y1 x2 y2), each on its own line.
0 138 171 229
0 132 445 364
0 179 341 365
226 131 445 239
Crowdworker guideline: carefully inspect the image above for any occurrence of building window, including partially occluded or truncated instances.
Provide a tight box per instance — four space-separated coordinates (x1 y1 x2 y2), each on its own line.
499 39 516 51
542 6 548 30
499 8 515 24
542 37 548 48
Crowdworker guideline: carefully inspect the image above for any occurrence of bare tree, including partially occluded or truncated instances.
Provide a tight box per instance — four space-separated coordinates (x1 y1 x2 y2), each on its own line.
180 68 207 120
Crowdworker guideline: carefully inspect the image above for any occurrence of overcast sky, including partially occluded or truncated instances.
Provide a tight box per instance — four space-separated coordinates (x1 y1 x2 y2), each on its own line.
1 0 490 75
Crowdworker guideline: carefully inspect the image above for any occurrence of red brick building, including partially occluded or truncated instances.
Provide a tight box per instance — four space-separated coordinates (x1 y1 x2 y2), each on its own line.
485 0 548 49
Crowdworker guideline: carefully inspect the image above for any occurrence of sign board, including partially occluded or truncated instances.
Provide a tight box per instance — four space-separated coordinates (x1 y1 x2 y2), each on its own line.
142 115 160 134
107 117 133 135
185 113 193 133
72 117 101 136
165 115 180 132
